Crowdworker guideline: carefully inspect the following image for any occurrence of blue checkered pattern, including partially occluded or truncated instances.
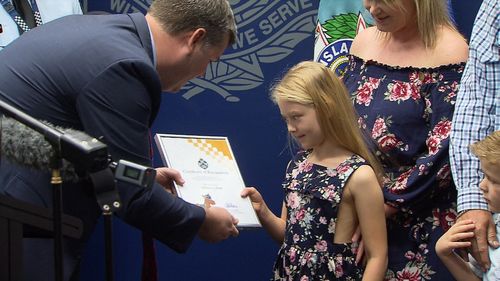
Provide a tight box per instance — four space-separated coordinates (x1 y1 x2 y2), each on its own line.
34 10 42 26
450 0 500 212
13 14 29 32
2 0 43 33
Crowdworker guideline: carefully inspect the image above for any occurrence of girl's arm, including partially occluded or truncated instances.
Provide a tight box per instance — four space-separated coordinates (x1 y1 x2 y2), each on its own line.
241 187 286 243
349 166 388 281
435 220 481 281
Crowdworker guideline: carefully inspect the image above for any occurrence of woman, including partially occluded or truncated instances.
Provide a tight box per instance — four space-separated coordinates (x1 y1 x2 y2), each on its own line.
343 0 468 280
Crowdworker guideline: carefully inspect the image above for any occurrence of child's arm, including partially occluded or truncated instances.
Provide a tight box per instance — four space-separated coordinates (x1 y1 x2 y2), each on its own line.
349 166 387 281
435 220 481 281
241 187 286 243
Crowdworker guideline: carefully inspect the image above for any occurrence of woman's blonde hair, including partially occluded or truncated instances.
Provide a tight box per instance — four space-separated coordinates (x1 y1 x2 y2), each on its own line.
270 61 384 179
379 0 458 49
470 131 500 165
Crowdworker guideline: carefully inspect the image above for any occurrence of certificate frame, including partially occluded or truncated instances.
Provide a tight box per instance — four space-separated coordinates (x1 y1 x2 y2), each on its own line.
154 134 261 228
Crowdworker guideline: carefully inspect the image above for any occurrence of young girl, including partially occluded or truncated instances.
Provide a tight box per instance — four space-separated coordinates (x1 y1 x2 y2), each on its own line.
241 61 387 280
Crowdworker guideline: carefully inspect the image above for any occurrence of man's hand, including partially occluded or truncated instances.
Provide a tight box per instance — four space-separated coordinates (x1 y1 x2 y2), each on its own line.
198 206 239 243
155 167 185 194
456 209 498 271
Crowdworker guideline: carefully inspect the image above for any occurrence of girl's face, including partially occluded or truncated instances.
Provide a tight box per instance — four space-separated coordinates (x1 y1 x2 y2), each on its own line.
277 99 324 150
479 160 500 213
363 0 416 33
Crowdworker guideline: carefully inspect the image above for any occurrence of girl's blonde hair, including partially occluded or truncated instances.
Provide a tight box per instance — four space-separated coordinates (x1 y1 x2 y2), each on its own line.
470 130 500 165
271 61 384 180
378 0 458 49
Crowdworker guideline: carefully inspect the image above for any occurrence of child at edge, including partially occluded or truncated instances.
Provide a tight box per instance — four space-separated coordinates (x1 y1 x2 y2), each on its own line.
436 130 500 280
241 61 388 280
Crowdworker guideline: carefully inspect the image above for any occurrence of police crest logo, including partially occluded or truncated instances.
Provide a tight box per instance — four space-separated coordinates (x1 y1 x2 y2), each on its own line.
198 158 209 170
314 1 373 77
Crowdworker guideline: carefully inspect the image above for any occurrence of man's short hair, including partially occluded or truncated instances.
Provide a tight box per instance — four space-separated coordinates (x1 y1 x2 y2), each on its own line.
148 0 237 47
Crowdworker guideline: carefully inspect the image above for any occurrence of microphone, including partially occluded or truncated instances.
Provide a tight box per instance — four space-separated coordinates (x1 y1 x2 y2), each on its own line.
1 116 80 181
0 117 157 188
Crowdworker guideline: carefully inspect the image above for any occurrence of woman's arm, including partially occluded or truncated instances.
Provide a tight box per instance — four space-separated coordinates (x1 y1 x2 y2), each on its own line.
349 166 388 281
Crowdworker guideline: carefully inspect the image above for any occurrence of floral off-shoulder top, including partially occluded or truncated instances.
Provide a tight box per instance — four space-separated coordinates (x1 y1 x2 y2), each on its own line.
343 55 465 216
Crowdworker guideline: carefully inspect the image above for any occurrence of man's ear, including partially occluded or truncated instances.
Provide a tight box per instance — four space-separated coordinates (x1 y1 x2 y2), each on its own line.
187 28 207 52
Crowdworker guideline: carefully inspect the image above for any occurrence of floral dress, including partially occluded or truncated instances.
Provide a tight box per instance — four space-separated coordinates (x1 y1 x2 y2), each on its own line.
272 150 367 281
343 55 465 280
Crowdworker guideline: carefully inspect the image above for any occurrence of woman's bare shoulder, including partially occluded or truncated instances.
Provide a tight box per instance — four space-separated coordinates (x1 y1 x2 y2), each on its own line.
434 26 469 64
350 26 379 57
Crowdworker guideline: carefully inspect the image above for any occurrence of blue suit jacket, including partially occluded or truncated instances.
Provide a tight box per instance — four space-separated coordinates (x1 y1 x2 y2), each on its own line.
0 13 205 280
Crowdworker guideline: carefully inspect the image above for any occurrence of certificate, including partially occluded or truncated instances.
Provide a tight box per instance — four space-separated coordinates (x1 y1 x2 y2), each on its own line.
154 134 261 228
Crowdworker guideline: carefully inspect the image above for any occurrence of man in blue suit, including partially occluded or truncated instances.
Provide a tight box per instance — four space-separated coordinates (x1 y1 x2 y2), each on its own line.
0 0 238 280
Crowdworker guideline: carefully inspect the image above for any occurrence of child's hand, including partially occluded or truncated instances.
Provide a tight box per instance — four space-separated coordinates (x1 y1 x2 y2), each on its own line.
436 219 475 258
241 187 266 215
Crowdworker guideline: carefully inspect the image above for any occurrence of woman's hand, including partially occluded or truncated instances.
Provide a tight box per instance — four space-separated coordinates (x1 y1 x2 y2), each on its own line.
351 226 366 266
384 203 398 218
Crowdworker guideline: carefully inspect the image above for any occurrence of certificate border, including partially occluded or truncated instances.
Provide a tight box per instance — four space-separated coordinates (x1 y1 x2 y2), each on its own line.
154 133 261 228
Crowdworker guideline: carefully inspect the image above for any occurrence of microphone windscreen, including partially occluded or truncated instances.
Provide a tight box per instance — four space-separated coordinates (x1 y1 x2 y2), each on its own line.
1 117 79 182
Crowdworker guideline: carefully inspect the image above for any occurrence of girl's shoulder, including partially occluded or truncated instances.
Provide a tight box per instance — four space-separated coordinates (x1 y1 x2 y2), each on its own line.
344 164 383 207
345 164 380 193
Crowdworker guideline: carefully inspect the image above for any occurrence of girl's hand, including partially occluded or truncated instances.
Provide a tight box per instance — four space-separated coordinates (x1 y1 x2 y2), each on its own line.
241 187 266 215
435 219 475 258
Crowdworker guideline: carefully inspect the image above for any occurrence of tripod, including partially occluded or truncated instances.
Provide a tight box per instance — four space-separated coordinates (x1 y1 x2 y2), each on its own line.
0 99 121 281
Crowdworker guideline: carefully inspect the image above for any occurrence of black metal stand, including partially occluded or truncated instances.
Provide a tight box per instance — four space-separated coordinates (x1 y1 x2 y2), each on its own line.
89 168 120 281
0 100 120 281
51 167 64 281
0 195 83 281
104 213 114 281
